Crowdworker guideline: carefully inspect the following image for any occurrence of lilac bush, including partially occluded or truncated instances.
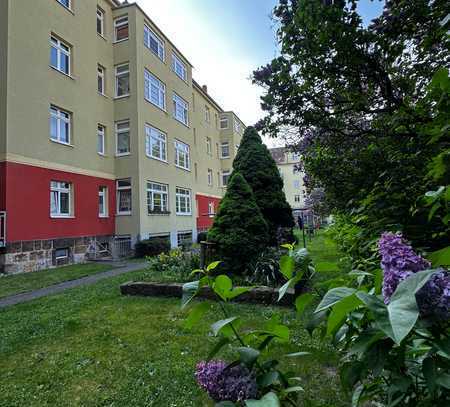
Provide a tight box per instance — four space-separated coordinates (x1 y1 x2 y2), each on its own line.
379 232 449 320
195 360 258 402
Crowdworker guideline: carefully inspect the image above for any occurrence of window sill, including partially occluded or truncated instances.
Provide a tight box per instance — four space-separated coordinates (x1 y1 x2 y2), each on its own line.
49 66 76 80
175 165 191 172
148 211 171 216
146 155 169 164
97 152 107 157
97 32 107 41
114 94 130 100
176 213 192 216
173 117 190 128
220 156 231 160
51 215 75 219
116 212 132 216
99 215 109 218
115 152 131 157
98 92 109 99
144 98 167 114
50 139 74 148
56 2 74 15
113 38 129 44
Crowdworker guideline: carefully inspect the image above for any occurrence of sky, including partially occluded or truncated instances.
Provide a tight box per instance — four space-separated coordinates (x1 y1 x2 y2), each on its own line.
137 0 385 144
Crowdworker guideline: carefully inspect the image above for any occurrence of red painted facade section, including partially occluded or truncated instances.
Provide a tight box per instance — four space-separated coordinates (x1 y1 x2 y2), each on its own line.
2 162 116 242
0 162 5 211
196 194 221 231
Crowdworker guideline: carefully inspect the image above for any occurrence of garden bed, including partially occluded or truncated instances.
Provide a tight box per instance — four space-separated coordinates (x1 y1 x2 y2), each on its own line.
120 281 296 306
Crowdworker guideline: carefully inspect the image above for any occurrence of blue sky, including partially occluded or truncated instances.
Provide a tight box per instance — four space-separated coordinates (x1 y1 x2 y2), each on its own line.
139 0 385 132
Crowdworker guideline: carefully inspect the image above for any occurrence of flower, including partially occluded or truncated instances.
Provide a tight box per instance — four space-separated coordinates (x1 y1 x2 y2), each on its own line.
195 360 258 402
379 232 449 321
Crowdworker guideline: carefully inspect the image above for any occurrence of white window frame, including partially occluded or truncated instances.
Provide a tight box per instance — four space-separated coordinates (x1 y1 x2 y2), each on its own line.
98 186 108 217
144 69 166 110
206 137 212 155
97 65 105 95
293 180 301 189
294 195 301 203
97 124 105 155
114 16 129 42
145 125 167 162
50 36 71 75
174 140 190 171
208 201 215 216
147 181 169 214
175 187 192 215
115 120 130 156
97 7 105 36
207 169 213 186
115 63 130 98
172 53 187 82
56 0 71 10
205 105 211 123
116 179 132 215
220 117 228 129
50 181 72 218
50 106 71 145
234 120 242 134
220 142 230 158
172 93 189 126
222 170 231 187
144 25 165 61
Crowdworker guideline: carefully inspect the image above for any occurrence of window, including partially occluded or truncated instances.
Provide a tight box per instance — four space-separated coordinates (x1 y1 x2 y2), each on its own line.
98 186 108 217
234 120 242 134
222 171 231 187
174 140 190 170
215 113 218 128
55 248 69 260
208 202 215 216
147 182 169 214
292 152 301 161
172 53 187 81
50 106 71 144
144 25 165 61
221 142 230 158
115 63 130 97
97 124 105 155
294 195 301 203
114 16 129 42
50 181 72 217
173 93 189 125
117 179 131 214
97 65 105 94
177 231 193 248
207 169 213 186
205 106 210 123
220 117 228 129
293 180 301 189
50 36 70 75
176 188 191 215
97 7 105 36
116 120 130 155
56 0 71 9
145 125 166 161
144 69 165 110
206 137 212 155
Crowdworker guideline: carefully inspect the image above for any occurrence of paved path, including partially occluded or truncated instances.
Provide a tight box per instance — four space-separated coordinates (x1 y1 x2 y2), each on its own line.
0 262 146 309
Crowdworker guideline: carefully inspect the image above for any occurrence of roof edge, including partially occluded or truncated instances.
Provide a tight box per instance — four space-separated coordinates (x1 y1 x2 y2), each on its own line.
192 79 224 113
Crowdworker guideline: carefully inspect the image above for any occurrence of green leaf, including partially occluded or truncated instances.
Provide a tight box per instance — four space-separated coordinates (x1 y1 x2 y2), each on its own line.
315 287 356 313
327 294 362 337
388 269 436 344
237 347 260 366
351 384 364 407
189 268 205 277
356 292 394 340
258 371 279 387
215 402 236 407
348 329 386 357
214 275 233 301
181 280 200 309
422 357 436 394
428 246 450 267
436 373 450 389
285 351 311 358
211 317 238 336
428 202 441 221
207 261 222 272
245 392 280 407
295 293 314 315
279 255 295 279
184 302 210 329
228 287 252 299
207 337 231 361
278 278 294 302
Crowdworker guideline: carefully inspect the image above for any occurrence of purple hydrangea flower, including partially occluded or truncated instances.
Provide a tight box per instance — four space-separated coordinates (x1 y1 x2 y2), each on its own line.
195 360 258 402
379 232 449 321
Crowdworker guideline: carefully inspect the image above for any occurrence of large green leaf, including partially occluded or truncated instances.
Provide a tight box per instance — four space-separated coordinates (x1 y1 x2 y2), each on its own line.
211 317 239 336
315 287 356 313
237 347 260 366
295 293 314 315
181 280 200 309
356 292 394 340
215 402 236 407
185 302 210 329
279 255 295 280
428 246 450 267
387 269 436 344
214 275 233 301
327 294 362 337
245 392 280 407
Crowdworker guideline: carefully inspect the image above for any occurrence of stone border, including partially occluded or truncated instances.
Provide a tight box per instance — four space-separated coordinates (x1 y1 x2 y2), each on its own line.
120 281 295 306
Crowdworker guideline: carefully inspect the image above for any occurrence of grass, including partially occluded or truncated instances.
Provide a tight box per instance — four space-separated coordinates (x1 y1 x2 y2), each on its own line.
0 231 348 406
0 263 112 299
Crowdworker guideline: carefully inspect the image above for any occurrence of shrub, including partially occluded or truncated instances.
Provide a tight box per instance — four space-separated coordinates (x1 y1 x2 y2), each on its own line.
208 172 269 275
134 237 170 258
233 126 294 242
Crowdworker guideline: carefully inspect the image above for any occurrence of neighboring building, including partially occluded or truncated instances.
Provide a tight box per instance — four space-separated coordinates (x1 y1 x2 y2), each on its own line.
270 147 306 211
0 0 244 273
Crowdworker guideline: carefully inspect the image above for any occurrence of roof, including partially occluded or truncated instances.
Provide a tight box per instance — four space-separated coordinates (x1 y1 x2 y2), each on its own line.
192 79 224 113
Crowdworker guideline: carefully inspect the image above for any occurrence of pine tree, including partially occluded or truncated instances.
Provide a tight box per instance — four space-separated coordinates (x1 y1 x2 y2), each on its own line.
233 126 294 241
208 172 269 274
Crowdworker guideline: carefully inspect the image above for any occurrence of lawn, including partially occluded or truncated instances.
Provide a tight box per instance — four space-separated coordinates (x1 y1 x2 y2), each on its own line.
0 263 112 299
0 231 348 406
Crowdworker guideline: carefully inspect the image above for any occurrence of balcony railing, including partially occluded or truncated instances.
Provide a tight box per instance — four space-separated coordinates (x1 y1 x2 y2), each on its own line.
0 211 5 248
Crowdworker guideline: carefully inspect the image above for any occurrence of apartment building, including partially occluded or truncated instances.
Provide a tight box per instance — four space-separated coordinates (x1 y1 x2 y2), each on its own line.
0 0 244 273
270 147 307 212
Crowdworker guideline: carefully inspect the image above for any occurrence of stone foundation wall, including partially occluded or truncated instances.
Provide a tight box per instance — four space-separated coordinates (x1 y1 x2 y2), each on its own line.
0 235 113 275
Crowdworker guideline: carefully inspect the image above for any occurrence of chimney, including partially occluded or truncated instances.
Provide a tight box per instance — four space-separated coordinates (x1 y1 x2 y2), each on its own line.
202 85 208 93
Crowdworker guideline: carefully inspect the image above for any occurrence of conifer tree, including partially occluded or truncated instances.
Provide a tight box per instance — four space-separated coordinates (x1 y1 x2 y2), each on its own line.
208 172 269 274
233 126 294 241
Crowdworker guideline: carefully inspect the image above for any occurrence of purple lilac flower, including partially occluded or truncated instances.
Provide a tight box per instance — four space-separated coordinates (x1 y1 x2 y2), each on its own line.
379 232 450 321
195 360 258 402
